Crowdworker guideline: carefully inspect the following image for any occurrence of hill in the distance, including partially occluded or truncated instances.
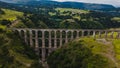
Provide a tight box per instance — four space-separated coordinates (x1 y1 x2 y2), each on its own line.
19 1 116 10
0 0 116 10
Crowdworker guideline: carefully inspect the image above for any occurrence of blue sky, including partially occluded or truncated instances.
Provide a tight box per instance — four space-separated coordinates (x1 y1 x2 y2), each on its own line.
53 0 120 7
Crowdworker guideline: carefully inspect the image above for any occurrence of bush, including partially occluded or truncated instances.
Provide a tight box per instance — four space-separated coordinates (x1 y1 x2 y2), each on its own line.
0 25 6 32
0 28 43 68
0 19 11 26
47 39 113 68
0 8 5 14
60 19 81 29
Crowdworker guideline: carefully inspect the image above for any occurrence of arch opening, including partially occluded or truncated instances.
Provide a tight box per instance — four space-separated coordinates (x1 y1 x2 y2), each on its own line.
45 49 49 58
32 39 35 48
51 31 55 38
38 31 42 38
21 30 25 37
51 39 54 47
57 39 60 47
62 31 66 38
84 31 88 36
39 49 42 58
32 30 35 37
73 31 77 38
67 31 72 38
45 39 49 47
62 39 65 45
56 31 60 38
38 39 42 47
79 31 82 37
45 31 49 38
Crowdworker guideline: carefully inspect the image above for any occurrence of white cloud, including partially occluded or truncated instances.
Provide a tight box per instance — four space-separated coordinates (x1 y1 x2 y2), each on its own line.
53 0 120 7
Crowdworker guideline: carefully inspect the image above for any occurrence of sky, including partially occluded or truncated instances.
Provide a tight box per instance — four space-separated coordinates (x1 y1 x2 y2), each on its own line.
0 0 120 7
53 0 120 7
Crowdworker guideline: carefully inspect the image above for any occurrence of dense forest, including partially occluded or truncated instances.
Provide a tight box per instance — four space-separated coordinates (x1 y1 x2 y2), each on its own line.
0 1 120 29
9 9 120 29
1 7 120 29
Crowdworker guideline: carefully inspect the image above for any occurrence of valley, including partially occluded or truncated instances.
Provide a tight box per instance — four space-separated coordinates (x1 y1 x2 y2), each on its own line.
0 0 120 68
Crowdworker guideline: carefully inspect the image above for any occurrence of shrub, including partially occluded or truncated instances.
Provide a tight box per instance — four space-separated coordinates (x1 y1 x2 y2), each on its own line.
0 28 43 68
0 25 6 32
47 39 113 68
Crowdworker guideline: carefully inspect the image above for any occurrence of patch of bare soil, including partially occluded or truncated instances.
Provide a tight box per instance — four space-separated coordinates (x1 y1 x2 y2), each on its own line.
96 39 118 68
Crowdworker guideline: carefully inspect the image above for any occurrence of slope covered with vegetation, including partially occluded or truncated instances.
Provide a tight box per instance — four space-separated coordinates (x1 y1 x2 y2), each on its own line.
0 25 43 68
0 8 23 21
0 3 120 29
0 1 120 68
11 7 120 29
47 38 119 68
0 8 23 27
113 39 120 66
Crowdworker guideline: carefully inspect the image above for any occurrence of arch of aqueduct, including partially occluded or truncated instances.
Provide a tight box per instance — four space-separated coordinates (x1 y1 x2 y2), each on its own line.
11 28 120 61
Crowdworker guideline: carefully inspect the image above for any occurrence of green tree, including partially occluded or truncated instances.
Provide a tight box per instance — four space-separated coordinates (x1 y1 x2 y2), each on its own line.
47 39 113 68
37 20 48 28
0 25 43 68
0 8 5 14
0 19 11 26
60 19 81 29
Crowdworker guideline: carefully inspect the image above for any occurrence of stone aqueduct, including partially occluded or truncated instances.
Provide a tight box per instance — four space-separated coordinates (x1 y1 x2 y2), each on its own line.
11 28 120 61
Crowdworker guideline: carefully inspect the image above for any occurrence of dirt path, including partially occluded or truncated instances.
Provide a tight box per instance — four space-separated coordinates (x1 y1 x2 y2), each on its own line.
96 39 118 68
10 19 20 27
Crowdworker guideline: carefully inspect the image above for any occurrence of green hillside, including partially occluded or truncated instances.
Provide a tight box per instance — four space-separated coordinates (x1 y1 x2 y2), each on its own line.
49 8 89 20
0 25 43 68
113 39 120 66
13 7 120 29
0 8 23 21
47 38 118 68
0 2 120 68
55 8 89 14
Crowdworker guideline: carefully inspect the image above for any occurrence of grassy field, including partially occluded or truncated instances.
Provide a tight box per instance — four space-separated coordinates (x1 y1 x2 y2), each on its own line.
113 39 120 66
55 8 89 14
111 17 120 22
78 37 120 67
92 32 120 67
49 8 89 20
79 38 109 54
0 9 23 21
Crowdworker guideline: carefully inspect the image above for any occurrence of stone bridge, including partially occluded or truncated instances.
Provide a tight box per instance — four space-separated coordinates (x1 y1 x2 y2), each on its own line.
11 28 120 62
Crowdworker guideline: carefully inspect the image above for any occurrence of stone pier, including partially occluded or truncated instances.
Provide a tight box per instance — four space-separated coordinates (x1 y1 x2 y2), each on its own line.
11 28 120 61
